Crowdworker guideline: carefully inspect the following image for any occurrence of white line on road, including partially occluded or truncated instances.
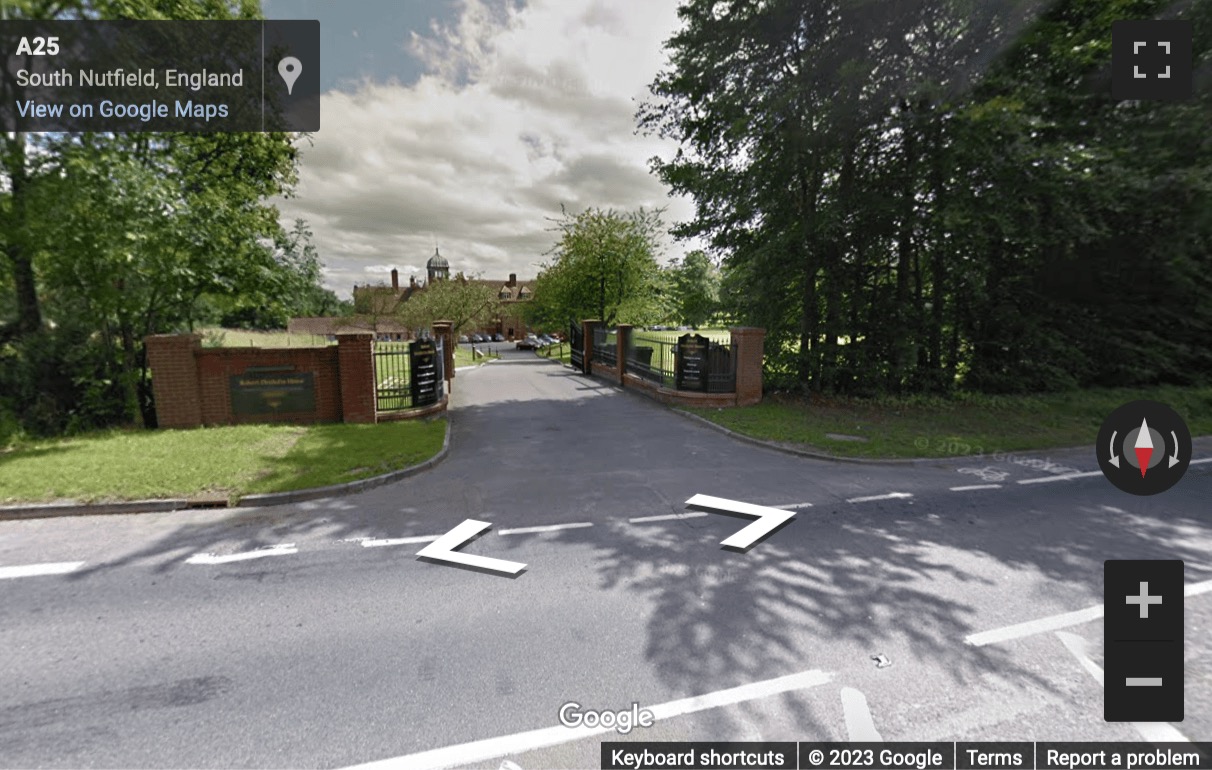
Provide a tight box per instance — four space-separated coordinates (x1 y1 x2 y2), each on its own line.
339 669 833 770
1190 457 1212 465
0 561 86 579
185 544 298 565
770 501 814 509
1055 631 1192 745
841 687 883 742
360 536 442 547
846 492 912 503
1017 471 1103 484
966 579 1212 647
950 484 1003 491
498 523 593 535
629 512 709 523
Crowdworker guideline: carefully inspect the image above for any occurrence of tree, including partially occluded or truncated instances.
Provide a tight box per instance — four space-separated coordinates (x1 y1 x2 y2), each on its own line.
529 206 666 328
395 275 501 337
0 0 301 433
667 250 719 327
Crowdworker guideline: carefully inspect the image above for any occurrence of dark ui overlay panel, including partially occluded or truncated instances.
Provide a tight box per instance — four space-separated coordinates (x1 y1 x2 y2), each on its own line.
1104 560 1185 722
598 743 1211 770
0 20 319 132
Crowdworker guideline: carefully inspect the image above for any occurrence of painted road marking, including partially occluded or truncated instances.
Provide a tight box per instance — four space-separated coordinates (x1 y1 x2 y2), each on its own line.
846 492 912 504
629 512 709 524
185 544 298 565
1055 631 1191 745
950 484 1002 491
1017 471 1103 485
339 669 833 770
966 579 1212 647
1190 457 1212 465
498 523 593 535
841 687 882 741
356 536 443 547
0 561 85 579
770 501 814 509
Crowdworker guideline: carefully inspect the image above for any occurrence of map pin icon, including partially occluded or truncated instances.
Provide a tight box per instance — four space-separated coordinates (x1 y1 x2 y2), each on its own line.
278 56 302 95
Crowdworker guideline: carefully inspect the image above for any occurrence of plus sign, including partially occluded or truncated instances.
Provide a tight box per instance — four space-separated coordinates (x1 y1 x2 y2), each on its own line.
1126 581 1163 618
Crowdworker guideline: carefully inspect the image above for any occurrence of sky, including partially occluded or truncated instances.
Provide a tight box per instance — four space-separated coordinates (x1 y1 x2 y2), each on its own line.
260 0 696 299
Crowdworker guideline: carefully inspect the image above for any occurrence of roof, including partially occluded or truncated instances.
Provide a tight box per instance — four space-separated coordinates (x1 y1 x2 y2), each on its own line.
427 248 449 269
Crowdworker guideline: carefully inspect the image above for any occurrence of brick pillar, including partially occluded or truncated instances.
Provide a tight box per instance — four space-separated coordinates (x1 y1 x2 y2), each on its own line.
730 327 766 406
145 334 203 428
337 332 376 423
433 320 454 389
616 324 632 385
582 319 600 375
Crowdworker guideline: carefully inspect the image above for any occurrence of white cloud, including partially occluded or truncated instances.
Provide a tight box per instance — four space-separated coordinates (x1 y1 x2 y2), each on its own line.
278 0 694 298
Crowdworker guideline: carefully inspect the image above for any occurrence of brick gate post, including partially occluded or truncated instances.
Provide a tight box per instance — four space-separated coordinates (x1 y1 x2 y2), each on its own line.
145 334 203 428
432 320 454 390
616 324 632 386
337 332 376 423
729 327 766 406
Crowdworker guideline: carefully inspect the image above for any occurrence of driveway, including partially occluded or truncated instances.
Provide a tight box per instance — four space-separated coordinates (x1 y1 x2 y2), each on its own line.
1 351 1209 768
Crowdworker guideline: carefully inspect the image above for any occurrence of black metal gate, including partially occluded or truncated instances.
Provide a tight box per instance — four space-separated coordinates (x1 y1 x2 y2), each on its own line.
374 341 411 411
569 320 584 372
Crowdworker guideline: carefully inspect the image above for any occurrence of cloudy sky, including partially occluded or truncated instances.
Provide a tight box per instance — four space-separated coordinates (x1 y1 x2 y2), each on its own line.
261 0 695 299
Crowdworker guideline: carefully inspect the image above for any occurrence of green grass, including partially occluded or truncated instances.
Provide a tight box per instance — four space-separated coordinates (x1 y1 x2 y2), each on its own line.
200 328 334 348
0 419 447 504
540 342 573 364
685 385 1212 459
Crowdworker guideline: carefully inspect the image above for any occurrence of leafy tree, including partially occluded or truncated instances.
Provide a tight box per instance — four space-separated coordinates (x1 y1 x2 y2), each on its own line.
0 0 302 433
528 206 666 328
395 275 501 336
667 250 720 327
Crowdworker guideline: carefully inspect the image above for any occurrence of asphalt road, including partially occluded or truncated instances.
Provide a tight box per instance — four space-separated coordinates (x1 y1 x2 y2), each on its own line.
1 350 1210 769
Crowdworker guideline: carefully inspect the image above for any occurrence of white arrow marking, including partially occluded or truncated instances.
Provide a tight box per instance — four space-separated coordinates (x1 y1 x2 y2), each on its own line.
415 519 525 575
684 494 796 549
1109 430 1120 468
1169 431 1181 467
185 544 297 565
0 561 85 579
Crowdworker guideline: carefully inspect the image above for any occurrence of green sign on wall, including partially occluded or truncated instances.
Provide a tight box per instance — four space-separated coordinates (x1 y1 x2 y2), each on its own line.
230 371 316 415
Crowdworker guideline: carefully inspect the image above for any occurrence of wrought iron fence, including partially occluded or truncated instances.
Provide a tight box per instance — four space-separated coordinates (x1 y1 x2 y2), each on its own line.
625 334 735 393
374 341 413 411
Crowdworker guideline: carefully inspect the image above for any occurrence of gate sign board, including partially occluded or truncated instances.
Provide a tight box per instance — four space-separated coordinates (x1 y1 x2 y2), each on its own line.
410 339 440 407
675 333 709 391
230 369 315 415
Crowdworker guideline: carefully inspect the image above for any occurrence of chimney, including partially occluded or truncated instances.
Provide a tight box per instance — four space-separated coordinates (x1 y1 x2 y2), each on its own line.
391 268 399 290
509 273 516 287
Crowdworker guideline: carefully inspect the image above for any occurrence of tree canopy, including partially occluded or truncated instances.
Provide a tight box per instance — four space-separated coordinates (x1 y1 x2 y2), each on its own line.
527 206 666 329
639 0 1212 395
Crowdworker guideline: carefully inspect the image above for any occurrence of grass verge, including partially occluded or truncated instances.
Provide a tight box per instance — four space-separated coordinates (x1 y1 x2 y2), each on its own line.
685 385 1212 459
0 418 446 504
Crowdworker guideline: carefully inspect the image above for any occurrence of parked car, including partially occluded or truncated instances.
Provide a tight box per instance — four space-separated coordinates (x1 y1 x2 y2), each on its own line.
458 334 469 343
493 333 505 342
471 333 484 343
516 337 538 350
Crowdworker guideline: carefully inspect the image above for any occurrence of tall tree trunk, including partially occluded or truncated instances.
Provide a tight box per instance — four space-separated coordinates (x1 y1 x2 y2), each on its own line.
1 132 42 340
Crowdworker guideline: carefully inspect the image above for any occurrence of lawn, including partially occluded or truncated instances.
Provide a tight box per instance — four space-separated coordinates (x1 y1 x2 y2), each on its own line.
0 419 447 504
200 328 333 348
685 385 1212 459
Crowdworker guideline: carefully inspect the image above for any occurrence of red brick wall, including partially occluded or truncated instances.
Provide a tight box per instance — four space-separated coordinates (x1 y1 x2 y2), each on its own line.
145 334 204 428
337 333 376 424
194 346 342 426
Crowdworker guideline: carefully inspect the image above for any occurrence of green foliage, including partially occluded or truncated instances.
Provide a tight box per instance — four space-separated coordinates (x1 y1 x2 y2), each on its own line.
640 0 1212 395
395 275 501 335
666 250 720 327
528 206 667 328
0 0 317 435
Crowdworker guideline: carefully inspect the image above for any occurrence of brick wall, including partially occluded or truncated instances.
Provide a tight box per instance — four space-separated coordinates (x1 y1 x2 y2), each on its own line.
194 346 342 426
337 333 376 424
145 334 203 428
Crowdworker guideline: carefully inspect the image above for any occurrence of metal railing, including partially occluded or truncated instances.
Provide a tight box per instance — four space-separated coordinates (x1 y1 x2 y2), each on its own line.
592 327 617 367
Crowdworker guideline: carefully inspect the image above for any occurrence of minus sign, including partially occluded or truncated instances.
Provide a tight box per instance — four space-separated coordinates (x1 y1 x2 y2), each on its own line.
1125 678 1164 687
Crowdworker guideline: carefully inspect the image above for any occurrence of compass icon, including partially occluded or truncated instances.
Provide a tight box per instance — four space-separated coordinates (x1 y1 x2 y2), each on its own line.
1097 400 1192 495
